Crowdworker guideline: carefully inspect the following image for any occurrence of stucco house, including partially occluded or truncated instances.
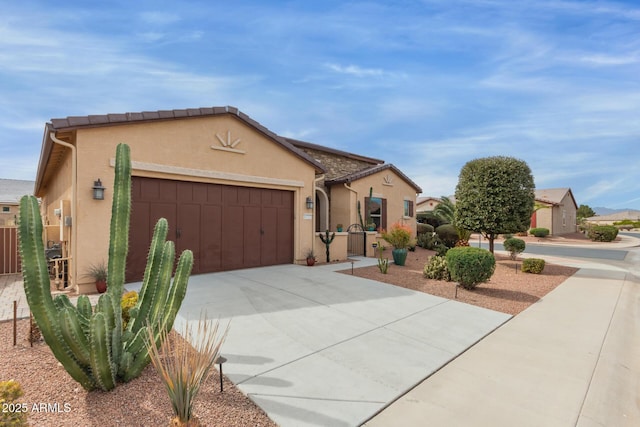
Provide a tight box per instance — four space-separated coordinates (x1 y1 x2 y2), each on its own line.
531 188 578 235
584 210 640 225
0 179 35 226
34 106 422 293
416 196 442 213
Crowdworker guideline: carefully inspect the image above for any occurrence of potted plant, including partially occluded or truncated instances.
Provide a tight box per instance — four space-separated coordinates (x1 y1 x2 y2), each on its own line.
305 249 316 266
366 221 377 231
336 224 344 232
87 261 108 293
381 223 415 266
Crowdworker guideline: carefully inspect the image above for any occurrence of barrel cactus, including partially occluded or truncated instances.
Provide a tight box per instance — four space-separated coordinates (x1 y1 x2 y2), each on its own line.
18 143 193 391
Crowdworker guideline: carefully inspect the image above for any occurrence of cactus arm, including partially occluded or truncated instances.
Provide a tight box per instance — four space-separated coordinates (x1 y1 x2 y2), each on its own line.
59 308 91 366
76 295 93 317
90 312 116 391
162 250 193 332
147 240 175 326
127 218 168 333
107 143 131 300
319 230 336 262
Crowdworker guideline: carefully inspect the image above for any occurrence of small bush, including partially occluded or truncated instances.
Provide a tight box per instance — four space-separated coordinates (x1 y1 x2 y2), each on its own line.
417 232 436 249
121 290 139 329
417 223 434 235
503 237 526 260
522 258 545 274
1 380 27 426
588 225 619 242
446 247 496 290
530 228 549 238
423 256 451 281
436 224 458 248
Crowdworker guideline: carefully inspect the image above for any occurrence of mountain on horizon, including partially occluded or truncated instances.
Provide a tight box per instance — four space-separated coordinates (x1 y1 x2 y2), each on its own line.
593 207 637 216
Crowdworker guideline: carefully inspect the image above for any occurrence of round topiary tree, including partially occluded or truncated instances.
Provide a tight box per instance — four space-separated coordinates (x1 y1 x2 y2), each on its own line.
436 223 458 248
446 247 496 289
503 237 525 260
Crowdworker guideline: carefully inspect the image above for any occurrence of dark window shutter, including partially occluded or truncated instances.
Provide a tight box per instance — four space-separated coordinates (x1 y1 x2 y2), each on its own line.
409 200 414 217
364 196 370 225
382 198 387 230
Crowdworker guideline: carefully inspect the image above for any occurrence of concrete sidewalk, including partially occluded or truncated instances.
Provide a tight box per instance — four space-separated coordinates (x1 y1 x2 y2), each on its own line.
364 258 640 427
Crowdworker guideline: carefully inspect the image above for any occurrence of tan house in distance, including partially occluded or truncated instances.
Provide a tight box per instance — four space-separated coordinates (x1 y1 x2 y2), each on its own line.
34 106 422 294
532 188 578 235
416 196 443 213
0 179 35 226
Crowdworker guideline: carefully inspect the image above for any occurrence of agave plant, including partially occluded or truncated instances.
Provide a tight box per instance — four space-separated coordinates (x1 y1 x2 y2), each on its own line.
145 315 229 426
18 143 193 391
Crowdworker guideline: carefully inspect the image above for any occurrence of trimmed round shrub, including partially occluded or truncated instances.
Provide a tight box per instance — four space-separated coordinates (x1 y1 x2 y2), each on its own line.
446 247 496 290
530 228 549 238
588 225 618 242
522 258 545 274
417 223 434 235
436 224 458 248
423 255 451 281
503 237 526 260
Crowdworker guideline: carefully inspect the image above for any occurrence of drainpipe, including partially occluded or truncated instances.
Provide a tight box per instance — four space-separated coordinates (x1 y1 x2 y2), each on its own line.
313 175 325 254
50 132 78 293
343 182 358 224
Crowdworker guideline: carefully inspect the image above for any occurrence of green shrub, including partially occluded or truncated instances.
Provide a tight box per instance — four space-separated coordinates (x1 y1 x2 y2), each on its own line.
446 247 495 289
417 232 436 249
503 237 526 260
588 225 618 242
1 380 27 426
436 224 458 248
423 256 451 281
417 223 434 235
522 258 545 274
530 228 549 238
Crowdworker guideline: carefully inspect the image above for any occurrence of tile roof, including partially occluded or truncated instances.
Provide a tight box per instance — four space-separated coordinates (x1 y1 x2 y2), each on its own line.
0 179 35 204
326 163 422 193
586 210 640 221
284 137 384 165
535 188 577 208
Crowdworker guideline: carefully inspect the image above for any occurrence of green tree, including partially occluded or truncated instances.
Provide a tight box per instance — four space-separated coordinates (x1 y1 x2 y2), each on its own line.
576 204 596 220
433 196 455 224
454 156 535 253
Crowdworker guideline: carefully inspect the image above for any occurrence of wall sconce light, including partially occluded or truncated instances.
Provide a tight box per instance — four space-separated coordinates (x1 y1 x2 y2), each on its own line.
92 179 106 200
305 196 313 210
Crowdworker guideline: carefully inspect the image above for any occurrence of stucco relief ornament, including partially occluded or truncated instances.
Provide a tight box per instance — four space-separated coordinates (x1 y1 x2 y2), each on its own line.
211 130 245 154
383 174 394 186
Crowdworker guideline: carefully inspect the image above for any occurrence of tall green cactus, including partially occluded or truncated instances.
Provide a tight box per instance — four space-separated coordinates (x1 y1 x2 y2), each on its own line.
18 143 193 391
319 229 335 263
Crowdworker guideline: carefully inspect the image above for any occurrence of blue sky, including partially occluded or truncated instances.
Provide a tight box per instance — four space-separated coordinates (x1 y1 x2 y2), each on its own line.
2 0 639 209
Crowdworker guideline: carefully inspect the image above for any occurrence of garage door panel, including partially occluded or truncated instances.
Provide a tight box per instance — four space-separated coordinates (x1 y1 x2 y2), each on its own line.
201 205 222 272
129 177 294 282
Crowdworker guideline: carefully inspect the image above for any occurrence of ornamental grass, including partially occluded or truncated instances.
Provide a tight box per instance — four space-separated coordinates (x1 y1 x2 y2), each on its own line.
144 316 229 427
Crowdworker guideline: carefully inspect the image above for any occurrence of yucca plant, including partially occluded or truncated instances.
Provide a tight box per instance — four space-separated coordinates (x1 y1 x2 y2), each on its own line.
145 316 229 427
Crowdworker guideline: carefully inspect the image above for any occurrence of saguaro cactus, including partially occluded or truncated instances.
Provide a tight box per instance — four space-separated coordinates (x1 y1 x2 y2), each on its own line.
19 143 193 391
319 229 335 263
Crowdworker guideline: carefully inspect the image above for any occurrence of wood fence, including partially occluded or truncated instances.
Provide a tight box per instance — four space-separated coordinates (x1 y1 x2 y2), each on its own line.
1 227 20 275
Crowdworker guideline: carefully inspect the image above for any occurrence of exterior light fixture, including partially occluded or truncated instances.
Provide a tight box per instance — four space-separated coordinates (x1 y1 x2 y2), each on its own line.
306 196 313 210
92 179 106 200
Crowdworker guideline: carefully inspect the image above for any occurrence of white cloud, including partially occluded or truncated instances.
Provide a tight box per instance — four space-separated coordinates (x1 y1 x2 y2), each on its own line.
325 63 386 78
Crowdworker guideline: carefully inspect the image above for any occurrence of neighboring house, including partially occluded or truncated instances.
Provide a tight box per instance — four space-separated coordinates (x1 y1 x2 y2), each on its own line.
584 210 640 225
416 196 442 213
531 188 578 235
0 179 35 226
34 106 422 293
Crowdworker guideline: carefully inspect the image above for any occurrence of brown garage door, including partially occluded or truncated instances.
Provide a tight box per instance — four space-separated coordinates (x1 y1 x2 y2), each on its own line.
127 177 294 282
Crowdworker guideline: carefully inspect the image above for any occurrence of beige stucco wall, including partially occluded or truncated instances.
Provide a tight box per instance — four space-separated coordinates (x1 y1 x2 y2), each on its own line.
534 194 577 235
43 115 319 292
0 204 18 226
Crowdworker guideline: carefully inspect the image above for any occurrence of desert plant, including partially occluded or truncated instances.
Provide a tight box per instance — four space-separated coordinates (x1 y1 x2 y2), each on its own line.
423 256 451 281
446 247 495 290
377 257 390 274
382 222 415 249
319 230 336 262
86 261 108 293
121 291 139 330
18 143 193 391
417 223 434 235
0 380 27 426
503 237 526 260
436 224 458 248
588 225 618 242
145 315 229 427
522 258 546 274
530 228 549 238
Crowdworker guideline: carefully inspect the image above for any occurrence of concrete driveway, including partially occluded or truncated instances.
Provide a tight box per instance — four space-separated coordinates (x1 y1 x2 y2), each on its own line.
130 258 511 426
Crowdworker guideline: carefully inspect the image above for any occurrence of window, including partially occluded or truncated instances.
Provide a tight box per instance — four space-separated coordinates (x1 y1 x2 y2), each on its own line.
365 197 386 230
2 206 9 213
404 200 414 218
562 209 566 226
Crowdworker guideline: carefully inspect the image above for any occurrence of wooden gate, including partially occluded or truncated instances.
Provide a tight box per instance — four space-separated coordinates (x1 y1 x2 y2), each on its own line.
347 223 366 257
0 227 20 275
